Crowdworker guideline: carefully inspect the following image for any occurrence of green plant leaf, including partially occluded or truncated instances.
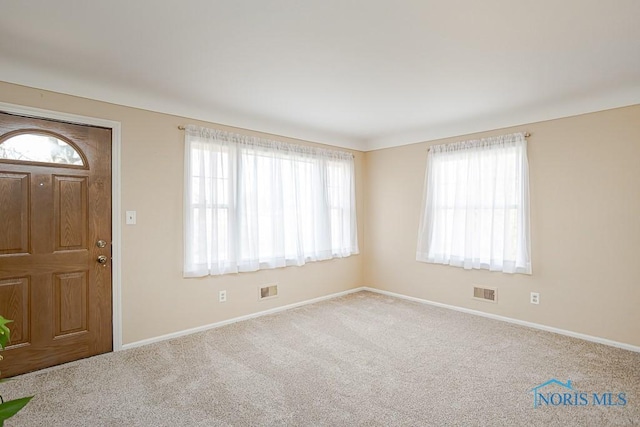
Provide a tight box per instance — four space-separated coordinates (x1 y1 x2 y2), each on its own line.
0 316 12 350
0 396 33 421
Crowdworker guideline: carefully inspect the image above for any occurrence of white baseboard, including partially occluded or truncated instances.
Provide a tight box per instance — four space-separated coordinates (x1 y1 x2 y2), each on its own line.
122 285 639 354
362 287 640 353
121 287 365 350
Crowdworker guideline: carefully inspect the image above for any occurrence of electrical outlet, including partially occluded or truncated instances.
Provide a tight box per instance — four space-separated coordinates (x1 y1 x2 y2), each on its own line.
219 290 227 303
530 292 540 305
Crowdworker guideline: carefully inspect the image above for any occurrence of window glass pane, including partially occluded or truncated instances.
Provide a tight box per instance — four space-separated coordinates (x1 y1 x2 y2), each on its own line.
0 133 84 165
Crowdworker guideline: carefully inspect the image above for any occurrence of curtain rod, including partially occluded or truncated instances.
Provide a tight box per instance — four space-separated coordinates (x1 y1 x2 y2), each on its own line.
425 132 531 152
180 126 530 138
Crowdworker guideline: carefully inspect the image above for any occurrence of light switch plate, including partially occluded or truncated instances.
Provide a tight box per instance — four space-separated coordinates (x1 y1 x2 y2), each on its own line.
126 211 137 225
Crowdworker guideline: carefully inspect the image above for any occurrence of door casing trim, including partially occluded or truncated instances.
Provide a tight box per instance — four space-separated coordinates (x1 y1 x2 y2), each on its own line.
0 101 123 351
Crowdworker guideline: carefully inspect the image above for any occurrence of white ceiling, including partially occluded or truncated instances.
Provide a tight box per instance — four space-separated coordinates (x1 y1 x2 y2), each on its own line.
1 1 639 151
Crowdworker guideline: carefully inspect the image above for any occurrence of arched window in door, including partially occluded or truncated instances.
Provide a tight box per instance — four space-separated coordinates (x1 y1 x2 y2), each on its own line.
0 130 87 167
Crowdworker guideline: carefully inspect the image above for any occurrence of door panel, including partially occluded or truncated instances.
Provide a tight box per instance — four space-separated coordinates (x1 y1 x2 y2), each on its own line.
54 271 88 337
0 111 112 377
54 175 88 251
0 276 30 346
0 172 30 254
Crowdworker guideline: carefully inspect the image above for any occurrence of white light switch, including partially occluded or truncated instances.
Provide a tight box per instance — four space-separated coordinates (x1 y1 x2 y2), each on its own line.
126 211 137 225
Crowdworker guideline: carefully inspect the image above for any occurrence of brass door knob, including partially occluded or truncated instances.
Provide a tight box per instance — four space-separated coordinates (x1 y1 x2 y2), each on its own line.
97 255 108 264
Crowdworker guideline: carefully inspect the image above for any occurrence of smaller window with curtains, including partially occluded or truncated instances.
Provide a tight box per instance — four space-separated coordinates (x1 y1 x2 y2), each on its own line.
416 132 531 274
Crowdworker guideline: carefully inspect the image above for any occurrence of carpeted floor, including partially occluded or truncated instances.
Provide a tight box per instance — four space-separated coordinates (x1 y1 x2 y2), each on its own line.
3 291 639 426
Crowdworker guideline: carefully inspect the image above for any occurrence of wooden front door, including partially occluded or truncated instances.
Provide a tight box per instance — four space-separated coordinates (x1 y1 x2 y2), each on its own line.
0 111 112 377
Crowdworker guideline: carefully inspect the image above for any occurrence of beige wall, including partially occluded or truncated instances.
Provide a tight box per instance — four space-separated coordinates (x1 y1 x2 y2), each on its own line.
2 80 638 349
364 105 640 347
0 81 365 345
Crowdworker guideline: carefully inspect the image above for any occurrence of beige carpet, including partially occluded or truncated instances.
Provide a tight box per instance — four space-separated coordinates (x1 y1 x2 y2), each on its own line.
3 291 639 426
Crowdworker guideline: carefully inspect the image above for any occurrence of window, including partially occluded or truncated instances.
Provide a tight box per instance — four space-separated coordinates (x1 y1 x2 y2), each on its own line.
0 131 85 166
184 126 358 277
416 133 531 274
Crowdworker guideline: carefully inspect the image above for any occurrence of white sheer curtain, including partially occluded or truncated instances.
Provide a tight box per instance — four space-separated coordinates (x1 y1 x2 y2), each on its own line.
184 125 358 277
416 133 531 274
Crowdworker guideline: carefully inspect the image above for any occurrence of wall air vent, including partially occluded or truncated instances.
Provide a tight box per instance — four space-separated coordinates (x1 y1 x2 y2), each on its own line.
259 284 278 300
473 286 497 303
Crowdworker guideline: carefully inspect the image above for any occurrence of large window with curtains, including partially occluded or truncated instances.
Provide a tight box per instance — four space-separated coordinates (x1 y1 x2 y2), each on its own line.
416 133 531 274
184 125 358 277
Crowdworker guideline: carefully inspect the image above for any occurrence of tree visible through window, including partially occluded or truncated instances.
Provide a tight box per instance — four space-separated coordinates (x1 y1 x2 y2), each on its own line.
0 132 84 166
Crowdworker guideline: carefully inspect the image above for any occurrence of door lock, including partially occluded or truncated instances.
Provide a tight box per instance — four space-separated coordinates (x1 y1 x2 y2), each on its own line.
96 240 107 248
